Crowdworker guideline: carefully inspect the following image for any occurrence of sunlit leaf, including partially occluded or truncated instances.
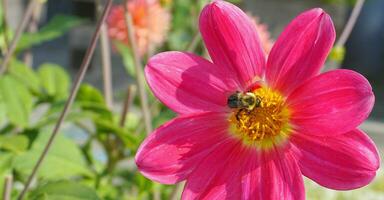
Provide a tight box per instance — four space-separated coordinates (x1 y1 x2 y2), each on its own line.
30 181 100 200
35 101 97 129
0 98 6 125
76 84 113 120
76 84 105 104
0 135 29 153
38 63 70 101
8 59 41 94
14 132 92 180
226 0 242 3
0 76 33 127
94 118 139 151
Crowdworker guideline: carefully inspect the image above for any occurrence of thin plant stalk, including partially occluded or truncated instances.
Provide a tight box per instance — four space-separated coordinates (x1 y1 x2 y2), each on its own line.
24 2 43 67
123 1 153 134
2 175 13 200
120 85 136 127
96 0 114 108
16 0 113 199
336 0 365 47
122 6 158 200
95 0 118 177
1 0 9 53
134 100 159 135
326 0 365 71
0 0 40 74
170 183 183 200
186 32 200 52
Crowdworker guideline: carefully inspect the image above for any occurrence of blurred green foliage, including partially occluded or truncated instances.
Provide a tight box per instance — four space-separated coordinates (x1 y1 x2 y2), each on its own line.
29 181 101 200
16 15 85 52
321 0 357 5
0 58 154 198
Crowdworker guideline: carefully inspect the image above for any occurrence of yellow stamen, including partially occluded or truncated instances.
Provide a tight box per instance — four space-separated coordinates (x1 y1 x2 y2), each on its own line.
229 87 291 150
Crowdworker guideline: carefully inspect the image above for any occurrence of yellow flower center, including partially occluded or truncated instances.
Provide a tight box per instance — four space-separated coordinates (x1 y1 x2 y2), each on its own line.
229 87 291 150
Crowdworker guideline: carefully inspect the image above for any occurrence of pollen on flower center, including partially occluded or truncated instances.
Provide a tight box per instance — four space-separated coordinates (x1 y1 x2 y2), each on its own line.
229 87 291 148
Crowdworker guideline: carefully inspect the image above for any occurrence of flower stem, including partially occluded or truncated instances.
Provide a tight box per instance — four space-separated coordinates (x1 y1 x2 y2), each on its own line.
1 0 10 53
2 175 13 200
23 2 43 67
120 85 136 127
336 0 365 47
186 32 201 52
170 183 183 200
0 0 40 74
96 0 114 108
123 0 153 135
16 1 113 199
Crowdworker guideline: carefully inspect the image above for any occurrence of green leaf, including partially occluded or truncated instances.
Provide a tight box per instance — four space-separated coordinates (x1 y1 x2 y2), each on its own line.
34 100 104 129
94 118 139 151
76 84 105 104
153 108 176 129
0 99 6 125
17 15 84 51
114 41 135 77
226 0 242 3
0 2 4 27
0 135 29 153
30 181 100 200
168 0 197 50
35 106 92 128
0 30 13 54
8 59 41 94
77 102 113 121
0 153 13 174
14 132 92 180
321 0 356 5
38 63 70 100
0 76 33 127
76 84 113 120
123 112 140 131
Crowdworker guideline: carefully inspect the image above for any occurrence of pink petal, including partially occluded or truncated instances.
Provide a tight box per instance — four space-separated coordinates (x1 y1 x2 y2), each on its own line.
287 69 374 136
266 8 335 95
145 51 238 114
199 1 266 89
182 144 305 200
181 140 244 200
241 148 305 200
135 112 231 184
291 129 380 190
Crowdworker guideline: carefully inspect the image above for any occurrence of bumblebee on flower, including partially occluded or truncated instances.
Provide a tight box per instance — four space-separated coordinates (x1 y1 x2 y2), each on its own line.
135 1 380 199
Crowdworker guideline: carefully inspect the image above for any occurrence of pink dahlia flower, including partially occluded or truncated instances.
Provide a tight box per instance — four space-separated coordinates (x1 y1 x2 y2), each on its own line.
136 1 380 199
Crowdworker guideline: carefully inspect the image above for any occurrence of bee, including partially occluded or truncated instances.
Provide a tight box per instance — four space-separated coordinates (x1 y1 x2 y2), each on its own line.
227 91 262 111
